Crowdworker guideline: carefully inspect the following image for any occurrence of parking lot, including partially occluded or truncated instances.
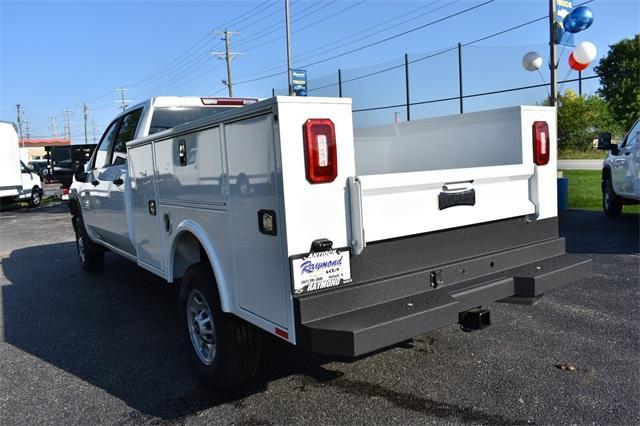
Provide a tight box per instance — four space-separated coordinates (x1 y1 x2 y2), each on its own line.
1 204 638 424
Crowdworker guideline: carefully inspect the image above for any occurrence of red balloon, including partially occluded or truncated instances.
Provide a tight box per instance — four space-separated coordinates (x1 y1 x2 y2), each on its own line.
569 53 589 71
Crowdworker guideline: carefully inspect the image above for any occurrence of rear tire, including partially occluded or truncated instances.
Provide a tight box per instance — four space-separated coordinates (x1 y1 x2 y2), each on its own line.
73 214 105 272
603 178 622 217
180 262 261 389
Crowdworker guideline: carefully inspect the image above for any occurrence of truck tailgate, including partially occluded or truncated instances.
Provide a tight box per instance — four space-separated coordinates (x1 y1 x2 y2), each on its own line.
350 163 535 245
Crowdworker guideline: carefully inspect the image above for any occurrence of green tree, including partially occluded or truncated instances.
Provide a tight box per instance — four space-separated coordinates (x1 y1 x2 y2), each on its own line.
594 34 640 130
556 90 620 151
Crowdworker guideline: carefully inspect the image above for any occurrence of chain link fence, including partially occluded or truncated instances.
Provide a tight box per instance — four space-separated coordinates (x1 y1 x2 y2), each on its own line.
274 43 598 128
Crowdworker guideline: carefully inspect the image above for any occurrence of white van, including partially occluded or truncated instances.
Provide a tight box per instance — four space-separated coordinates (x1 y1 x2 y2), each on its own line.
0 121 42 207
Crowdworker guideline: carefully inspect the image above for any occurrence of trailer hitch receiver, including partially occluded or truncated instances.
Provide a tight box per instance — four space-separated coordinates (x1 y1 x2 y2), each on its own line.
458 308 491 331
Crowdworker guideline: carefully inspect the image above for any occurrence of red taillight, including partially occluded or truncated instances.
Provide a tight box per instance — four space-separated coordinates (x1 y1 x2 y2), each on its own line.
63 188 69 195
532 121 550 166
303 119 337 184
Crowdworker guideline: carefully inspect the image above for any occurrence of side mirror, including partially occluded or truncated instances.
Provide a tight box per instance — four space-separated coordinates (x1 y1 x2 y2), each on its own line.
597 132 612 150
610 143 619 156
74 169 88 182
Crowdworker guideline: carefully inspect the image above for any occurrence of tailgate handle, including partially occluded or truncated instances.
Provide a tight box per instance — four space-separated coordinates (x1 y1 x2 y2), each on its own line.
439 182 475 210
348 176 366 256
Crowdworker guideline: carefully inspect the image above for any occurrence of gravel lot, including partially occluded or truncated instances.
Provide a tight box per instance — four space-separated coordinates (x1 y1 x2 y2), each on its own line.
1 204 638 424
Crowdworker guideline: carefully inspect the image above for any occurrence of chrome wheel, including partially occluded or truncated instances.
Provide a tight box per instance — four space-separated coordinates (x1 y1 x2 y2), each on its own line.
187 289 216 365
604 186 612 209
31 189 41 207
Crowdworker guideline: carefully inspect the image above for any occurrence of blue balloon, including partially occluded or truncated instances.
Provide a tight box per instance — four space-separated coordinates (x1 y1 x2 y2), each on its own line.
563 6 594 34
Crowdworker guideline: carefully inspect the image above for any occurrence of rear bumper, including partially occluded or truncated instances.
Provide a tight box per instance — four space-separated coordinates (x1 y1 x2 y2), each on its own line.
293 216 591 357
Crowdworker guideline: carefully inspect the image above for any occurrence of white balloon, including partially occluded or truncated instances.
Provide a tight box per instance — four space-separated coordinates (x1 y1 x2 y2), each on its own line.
573 41 597 64
522 51 543 71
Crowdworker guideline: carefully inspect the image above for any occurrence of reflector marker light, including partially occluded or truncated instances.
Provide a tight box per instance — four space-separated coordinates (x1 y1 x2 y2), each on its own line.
532 121 550 166
303 118 337 184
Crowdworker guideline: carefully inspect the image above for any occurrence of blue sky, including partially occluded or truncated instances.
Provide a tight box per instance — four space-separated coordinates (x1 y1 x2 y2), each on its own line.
1 0 638 138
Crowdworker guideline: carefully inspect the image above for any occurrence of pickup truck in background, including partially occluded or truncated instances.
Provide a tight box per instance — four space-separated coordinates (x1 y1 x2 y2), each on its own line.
598 118 640 215
0 121 43 208
69 96 591 389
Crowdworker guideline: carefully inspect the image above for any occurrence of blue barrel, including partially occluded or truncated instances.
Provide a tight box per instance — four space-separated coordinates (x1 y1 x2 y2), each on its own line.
557 176 569 211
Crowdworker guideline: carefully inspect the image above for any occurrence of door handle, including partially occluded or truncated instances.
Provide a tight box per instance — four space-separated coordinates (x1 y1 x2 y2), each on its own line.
91 180 100 186
112 178 124 186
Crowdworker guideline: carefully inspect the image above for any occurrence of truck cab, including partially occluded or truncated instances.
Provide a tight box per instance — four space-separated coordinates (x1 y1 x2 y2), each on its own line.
598 118 640 216
72 96 256 254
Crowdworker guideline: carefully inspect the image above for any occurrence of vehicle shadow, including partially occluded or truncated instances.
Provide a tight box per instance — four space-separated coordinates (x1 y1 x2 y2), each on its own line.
0 202 67 215
0 242 349 420
559 209 639 254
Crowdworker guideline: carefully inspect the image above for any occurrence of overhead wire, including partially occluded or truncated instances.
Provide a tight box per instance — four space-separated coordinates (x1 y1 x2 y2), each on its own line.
235 0 495 86
234 0 449 79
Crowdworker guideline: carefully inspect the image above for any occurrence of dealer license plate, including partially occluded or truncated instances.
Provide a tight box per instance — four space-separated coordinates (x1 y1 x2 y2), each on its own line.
292 249 351 294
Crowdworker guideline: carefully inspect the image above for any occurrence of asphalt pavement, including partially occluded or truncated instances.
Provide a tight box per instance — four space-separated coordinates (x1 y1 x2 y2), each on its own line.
0 204 638 425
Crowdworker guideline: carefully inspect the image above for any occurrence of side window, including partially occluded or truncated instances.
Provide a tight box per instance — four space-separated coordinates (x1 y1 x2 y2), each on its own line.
624 120 639 148
93 120 120 169
110 109 142 166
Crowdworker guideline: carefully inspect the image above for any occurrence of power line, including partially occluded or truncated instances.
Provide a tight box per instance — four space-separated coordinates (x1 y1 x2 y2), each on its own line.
82 2 281 107
302 0 495 69
234 0 452 80
237 0 365 55
235 0 494 86
233 0 337 49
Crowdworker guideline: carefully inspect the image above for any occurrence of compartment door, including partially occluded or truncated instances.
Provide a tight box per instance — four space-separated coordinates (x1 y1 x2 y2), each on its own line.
225 114 288 328
129 143 164 272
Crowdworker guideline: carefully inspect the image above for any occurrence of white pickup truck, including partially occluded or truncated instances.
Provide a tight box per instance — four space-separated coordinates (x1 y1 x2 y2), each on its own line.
598 118 640 215
70 96 591 389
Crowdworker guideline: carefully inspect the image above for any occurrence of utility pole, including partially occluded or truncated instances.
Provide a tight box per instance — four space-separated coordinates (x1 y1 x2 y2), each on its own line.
23 119 31 140
116 88 130 111
82 103 89 145
548 0 558 106
15 104 24 145
63 109 73 143
212 29 242 97
285 0 293 95
49 116 57 138
91 120 97 143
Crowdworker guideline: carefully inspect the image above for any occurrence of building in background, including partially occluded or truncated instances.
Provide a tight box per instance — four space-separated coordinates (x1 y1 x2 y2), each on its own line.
18 138 70 162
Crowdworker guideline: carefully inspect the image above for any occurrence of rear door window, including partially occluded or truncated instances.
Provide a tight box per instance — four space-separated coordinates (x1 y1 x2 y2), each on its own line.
93 120 120 169
623 120 639 148
110 108 143 166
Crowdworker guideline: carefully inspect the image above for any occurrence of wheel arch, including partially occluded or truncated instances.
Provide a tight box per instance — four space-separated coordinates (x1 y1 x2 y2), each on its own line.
169 220 233 313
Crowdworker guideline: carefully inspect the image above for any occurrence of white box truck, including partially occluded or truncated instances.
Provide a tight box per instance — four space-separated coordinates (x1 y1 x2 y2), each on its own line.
0 121 42 207
69 96 591 389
